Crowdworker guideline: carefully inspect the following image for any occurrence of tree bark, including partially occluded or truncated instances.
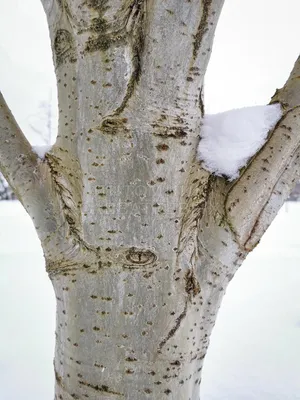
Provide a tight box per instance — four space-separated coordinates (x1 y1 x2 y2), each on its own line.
51 255 228 400
1 1 300 399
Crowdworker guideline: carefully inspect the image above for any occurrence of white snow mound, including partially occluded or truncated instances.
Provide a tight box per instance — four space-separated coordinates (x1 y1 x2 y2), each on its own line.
32 144 52 160
197 104 282 180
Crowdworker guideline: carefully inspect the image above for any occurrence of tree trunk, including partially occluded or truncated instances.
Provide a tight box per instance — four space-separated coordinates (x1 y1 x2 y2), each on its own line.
46 164 245 399
51 258 225 400
1 1 300 399
39 2 228 397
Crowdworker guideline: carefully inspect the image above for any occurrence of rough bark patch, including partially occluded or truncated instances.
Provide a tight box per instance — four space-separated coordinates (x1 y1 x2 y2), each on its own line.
99 118 129 135
185 269 200 298
54 29 77 66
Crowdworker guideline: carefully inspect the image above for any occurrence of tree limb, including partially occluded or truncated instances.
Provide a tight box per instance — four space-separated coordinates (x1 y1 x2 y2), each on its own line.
0 92 58 241
0 92 40 197
225 56 300 250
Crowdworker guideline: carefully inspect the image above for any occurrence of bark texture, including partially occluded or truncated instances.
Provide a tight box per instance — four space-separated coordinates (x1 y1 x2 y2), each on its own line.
1 2 300 400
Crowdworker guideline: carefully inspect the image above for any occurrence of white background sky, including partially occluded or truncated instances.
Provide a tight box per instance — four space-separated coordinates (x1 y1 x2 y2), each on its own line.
0 0 57 144
206 0 300 112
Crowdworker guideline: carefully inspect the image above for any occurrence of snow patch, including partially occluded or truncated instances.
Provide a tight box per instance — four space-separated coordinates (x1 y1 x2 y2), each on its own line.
32 144 52 160
197 104 282 180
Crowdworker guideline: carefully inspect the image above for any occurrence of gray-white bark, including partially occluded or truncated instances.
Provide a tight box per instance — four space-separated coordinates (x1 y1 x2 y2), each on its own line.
1 1 300 399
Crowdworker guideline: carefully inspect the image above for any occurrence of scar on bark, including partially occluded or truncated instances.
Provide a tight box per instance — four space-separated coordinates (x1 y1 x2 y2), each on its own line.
99 118 130 135
158 301 188 351
94 1 146 131
54 29 77 66
78 381 124 396
114 0 146 115
84 0 116 52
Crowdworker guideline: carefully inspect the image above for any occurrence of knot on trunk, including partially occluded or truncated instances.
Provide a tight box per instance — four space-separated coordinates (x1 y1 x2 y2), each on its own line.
125 247 157 267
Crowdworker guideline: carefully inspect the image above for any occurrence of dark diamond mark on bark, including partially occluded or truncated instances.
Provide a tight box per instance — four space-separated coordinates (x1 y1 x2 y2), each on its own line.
152 127 188 139
125 356 137 362
78 380 123 396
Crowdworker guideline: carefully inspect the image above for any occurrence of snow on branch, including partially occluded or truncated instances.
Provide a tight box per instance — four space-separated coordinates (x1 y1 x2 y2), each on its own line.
197 104 282 181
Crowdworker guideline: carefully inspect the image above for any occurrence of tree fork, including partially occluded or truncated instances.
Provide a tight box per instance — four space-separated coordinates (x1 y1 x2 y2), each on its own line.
1 1 300 400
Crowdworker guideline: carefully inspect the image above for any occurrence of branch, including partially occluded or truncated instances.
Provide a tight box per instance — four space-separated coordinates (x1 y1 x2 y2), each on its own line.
0 92 40 196
0 92 59 241
225 56 300 250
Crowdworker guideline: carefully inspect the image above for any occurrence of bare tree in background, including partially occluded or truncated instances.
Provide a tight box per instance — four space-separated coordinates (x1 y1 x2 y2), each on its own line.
0 92 54 201
0 173 15 200
1 2 300 399
287 182 300 201
28 91 55 145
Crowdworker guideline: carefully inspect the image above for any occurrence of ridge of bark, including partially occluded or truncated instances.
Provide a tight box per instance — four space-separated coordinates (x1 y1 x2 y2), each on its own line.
98 0 146 131
193 0 213 59
158 300 188 351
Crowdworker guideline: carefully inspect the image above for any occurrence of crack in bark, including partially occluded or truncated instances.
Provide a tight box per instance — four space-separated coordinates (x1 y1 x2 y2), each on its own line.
57 0 73 19
178 172 215 254
96 1 146 131
193 0 212 59
98 0 146 134
199 86 205 116
158 300 188 351
113 0 146 115
46 154 81 239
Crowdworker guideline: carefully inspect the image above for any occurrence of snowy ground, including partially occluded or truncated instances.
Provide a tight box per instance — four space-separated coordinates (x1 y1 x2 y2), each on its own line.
0 202 55 400
0 201 300 399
